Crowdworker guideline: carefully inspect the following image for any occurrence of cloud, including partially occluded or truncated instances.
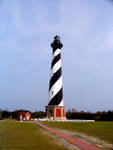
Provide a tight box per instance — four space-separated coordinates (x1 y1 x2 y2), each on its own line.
102 31 113 51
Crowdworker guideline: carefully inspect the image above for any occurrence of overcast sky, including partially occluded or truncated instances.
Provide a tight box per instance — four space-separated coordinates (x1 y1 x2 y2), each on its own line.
0 0 113 112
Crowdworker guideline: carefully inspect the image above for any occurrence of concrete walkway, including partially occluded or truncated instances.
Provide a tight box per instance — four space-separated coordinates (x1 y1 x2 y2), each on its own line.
34 121 102 150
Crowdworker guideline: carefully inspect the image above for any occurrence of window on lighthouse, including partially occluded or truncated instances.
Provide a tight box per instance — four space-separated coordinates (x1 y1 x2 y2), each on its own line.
52 91 53 95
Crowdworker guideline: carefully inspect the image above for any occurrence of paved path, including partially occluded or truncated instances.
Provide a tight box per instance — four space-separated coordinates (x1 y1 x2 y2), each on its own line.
34 121 102 150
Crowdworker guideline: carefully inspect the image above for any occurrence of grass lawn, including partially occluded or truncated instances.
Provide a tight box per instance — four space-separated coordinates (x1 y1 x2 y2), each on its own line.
43 121 113 144
0 120 69 150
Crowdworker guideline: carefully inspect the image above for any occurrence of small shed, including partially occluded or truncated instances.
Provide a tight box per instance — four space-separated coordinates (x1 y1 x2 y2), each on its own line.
17 111 31 121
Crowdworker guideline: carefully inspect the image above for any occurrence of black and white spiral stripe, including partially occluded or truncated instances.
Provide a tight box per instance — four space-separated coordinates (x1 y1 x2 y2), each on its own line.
48 40 63 106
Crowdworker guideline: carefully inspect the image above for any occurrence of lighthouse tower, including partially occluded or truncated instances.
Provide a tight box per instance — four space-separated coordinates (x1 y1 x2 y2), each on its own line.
46 36 66 120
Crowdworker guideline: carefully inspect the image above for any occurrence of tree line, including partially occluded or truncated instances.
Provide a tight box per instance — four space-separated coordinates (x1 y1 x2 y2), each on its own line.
0 109 113 121
0 109 46 120
66 109 113 121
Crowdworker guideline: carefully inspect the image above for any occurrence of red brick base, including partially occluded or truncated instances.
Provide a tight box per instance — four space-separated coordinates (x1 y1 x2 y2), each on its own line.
45 105 66 120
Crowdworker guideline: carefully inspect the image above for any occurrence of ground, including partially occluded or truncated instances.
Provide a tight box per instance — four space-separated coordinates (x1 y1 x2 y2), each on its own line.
0 120 69 150
0 120 113 150
43 121 113 149
43 121 113 144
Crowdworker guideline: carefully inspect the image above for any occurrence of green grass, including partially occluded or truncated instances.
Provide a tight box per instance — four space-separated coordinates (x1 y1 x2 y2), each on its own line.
43 121 113 144
0 120 69 150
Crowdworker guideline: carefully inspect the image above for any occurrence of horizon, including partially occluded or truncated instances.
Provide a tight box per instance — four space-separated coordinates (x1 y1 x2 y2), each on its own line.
1 108 113 113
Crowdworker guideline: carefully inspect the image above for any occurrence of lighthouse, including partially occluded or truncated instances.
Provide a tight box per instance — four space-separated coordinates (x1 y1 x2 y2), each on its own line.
46 36 66 120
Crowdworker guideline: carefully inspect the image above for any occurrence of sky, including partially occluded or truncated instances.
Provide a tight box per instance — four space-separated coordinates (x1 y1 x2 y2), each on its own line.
0 0 113 112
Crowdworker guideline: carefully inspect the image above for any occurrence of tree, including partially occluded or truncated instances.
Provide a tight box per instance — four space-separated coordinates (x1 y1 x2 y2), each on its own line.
31 111 46 118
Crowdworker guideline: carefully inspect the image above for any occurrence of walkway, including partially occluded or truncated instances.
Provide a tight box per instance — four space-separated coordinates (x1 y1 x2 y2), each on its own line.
34 121 102 150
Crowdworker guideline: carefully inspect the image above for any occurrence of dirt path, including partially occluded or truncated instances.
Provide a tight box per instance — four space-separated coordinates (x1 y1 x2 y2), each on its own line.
41 128 81 150
34 121 102 150
56 129 113 150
